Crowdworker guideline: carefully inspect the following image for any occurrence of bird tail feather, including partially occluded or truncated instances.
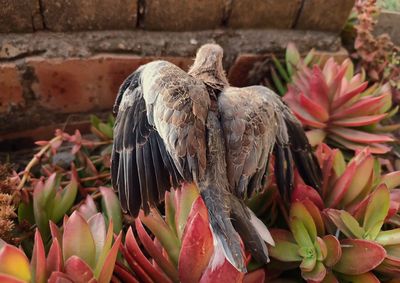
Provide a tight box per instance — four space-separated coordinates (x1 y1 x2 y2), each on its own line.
200 187 246 272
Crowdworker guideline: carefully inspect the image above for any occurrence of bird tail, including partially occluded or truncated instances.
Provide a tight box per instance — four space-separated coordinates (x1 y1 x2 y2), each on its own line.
200 187 246 272
200 187 274 272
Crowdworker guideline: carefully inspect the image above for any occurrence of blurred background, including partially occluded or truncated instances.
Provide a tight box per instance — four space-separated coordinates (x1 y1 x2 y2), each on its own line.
0 0 398 153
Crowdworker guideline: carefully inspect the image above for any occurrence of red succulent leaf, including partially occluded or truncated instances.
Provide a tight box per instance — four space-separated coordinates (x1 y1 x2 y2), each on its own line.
47 238 63 276
64 256 96 283
326 162 357 208
309 65 330 110
301 261 326 282
329 135 392 154
0 245 31 282
291 184 324 210
333 239 386 274
135 219 178 281
119 246 152 283
31 229 47 283
299 93 329 122
179 212 214 283
125 227 171 283
113 263 140 283
97 232 122 283
338 272 380 283
329 128 394 144
332 81 368 110
199 259 244 283
331 113 387 127
48 272 74 283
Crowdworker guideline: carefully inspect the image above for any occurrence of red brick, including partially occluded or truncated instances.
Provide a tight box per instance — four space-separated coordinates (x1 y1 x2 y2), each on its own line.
296 0 355 32
0 0 42 32
28 55 193 113
0 63 24 113
41 0 137 31
228 54 269 87
143 0 225 30
228 0 301 29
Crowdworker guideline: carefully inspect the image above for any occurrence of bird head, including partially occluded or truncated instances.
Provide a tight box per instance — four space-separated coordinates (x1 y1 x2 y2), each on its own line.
189 43 229 89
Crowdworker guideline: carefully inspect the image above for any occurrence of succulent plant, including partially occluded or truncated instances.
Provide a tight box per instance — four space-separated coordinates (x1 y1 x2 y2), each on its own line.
283 57 396 154
114 183 264 283
0 188 122 283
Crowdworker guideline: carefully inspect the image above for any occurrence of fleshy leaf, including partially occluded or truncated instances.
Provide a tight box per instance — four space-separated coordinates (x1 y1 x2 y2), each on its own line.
64 256 96 283
31 230 46 283
179 212 214 283
174 183 199 239
333 239 386 274
363 184 390 240
47 238 63 275
63 212 96 269
323 235 341 267
100 187 122 234
0 245 31 282
51 176 78 223
269 229 302 262
381 171 400 190
290 202 317 241
97 233 122 283
301 261 326 282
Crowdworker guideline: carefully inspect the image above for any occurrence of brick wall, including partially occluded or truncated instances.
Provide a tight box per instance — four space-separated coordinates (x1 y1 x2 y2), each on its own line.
0 0 354 149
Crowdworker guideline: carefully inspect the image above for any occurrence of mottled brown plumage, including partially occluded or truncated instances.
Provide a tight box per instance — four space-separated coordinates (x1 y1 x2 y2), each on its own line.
112 43 321 272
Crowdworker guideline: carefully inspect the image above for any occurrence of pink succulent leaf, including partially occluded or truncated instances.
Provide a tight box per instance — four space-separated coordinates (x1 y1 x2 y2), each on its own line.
299 93 329 122
64 256 96 283
291 184 324 210
322 235 341 267
31 229 47 283
199 258 244 283
332 81 369 109
174 183 200 239
119 246 153 283
381 171 400 190
48 272 74 283
99 186 123 234
329 127 394 144
97 233 122 283
301 261 326 282
47 238 63 276
113 263 140 283
337 272 380 283
328 135 392 154
331 113 387 127
306 129 327 147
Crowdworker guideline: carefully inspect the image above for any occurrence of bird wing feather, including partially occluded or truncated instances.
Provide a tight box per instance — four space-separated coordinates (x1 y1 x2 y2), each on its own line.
112 60 210 216
219 85 321 200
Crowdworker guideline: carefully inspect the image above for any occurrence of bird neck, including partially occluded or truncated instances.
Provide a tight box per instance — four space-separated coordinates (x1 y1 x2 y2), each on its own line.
188 62 229 90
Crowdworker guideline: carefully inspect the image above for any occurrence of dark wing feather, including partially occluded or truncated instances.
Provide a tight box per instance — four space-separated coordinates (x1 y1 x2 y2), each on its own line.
112 61 210 216
219 86 321 200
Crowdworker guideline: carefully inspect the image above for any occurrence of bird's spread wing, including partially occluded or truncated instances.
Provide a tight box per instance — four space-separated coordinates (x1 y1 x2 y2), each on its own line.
112 61 210 216
219 86 321 200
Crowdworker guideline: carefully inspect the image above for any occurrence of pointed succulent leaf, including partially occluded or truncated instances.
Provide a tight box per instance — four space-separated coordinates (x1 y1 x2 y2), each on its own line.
174 183 199 239
179 212 214 283
324 209 362 239
125 227 172 283
333 239 386 274
329 127 394 144
326 162 357 208
33 181 51 239
47 238 63 275
98 123 113 139
31 229 46 283
139 208 181 266
329 135 392 154
290 217 315 249
340 211 365 239
303 199 325 236
94 220 113 277
135 219 179 281
78 195 99 221
0 245 31 282
48 272 74 283
286 42 301 72
165 191 177 236
272 54 290 83
50 176 78 223
97 232 122 283
87 213 107 264
63 211 96 269
363 184 390 240
290 202 317 241
0 274 27 283
323 235 341 267
100 187 122 234
113 263 140 283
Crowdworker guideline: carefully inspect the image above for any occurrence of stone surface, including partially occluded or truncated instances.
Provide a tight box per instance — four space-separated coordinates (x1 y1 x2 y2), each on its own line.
374 11 400 46
228 0 301 29
143 0 225 30
0 64 24 113
296 0 355 32
41 0 137 31
28 55 193 113
0 0 42 32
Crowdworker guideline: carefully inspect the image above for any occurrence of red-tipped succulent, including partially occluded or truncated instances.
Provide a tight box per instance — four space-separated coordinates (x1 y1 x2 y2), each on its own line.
284 57 396 154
